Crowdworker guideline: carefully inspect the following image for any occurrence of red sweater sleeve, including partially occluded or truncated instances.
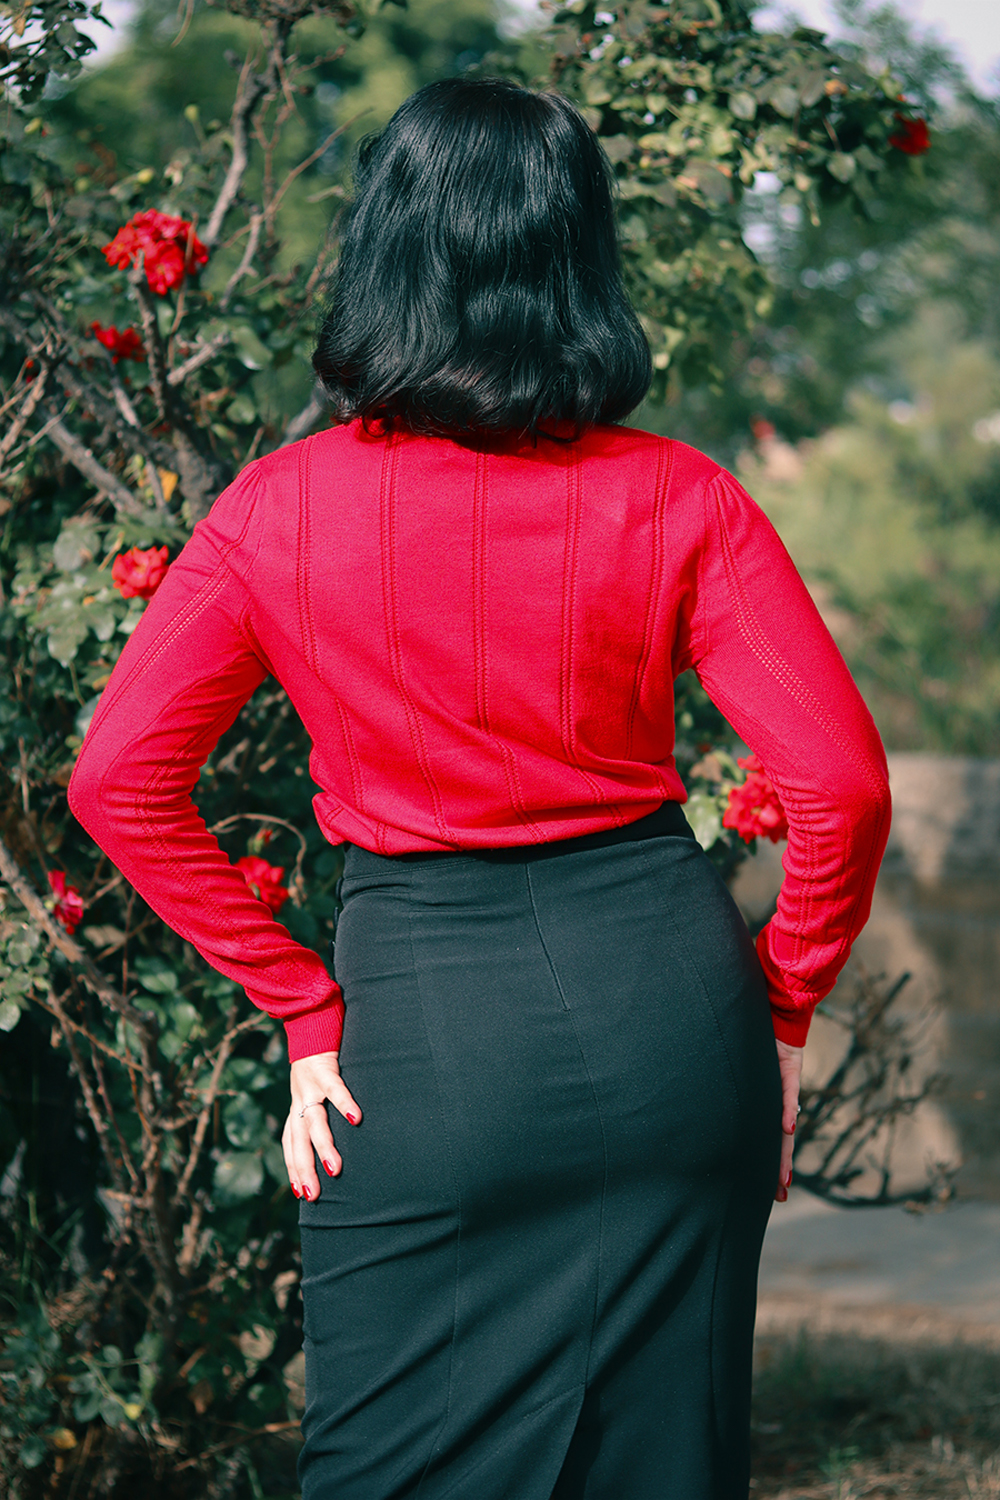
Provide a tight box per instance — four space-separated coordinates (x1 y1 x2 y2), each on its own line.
689 469 891 1046
67 464 345 1062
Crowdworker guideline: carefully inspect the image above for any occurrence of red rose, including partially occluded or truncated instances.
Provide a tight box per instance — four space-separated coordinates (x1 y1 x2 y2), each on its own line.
722 754 789 844
111 545 170 601
143 239 187 296
102 209 208 296
236 856 290 915
889 115 930 155
90 322 145 364
49 871 84 935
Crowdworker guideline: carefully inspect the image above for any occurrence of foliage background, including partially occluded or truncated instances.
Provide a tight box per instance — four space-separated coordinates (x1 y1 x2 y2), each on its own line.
0 0 997 1492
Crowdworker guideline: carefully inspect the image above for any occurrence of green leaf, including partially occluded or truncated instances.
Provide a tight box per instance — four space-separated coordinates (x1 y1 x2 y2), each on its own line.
728 90 756 121
684 791 725 852
263 1138 286 1183
827 152 856 182
767 84 799 119
229 324 273 370
227 394 257 426
53 518 103 573
223 1095 265 1150
7 929 40 965
20 1435 47 1469
213 1150 265 1204
0 999 22 1032
46 618 90 666
134 957 179 994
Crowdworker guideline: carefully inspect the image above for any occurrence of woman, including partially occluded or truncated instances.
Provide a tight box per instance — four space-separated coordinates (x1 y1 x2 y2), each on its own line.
69 78 890 1499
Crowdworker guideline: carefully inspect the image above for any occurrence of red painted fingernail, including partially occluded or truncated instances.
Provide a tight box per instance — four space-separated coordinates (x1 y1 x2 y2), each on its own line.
301 1185 312 1200
776 1186 788 1202
785 1170 793 1188
323 1159 337 1176
788 1120 796 1134
291 1185 301 1199
346 1112 359 1125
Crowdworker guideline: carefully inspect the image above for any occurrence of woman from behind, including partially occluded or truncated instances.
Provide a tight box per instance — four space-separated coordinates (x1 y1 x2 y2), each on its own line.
69 77 891 1500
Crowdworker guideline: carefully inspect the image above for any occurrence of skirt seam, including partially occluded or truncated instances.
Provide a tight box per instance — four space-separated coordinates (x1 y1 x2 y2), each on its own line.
523 861 607 1394
403 875 464 1498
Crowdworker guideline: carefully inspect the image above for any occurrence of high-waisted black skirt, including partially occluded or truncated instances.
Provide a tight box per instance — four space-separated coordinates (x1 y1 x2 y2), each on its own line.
298 802 782 1500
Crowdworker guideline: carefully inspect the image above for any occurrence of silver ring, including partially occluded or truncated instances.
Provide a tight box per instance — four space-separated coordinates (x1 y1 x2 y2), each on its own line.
796 1104 802 1115
298 1101 326 1119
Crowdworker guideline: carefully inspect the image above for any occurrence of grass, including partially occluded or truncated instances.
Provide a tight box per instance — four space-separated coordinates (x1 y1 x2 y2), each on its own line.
752 1329 1000 1496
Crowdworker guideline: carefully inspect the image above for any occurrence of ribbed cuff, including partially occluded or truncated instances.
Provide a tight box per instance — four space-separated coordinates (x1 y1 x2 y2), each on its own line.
284 990 345 1062
769 1006 813 1048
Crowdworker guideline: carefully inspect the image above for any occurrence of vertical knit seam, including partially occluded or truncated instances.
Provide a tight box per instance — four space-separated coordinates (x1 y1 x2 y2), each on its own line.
404 873 463 1498
712 480 890 985
559 449 623 819
472 451 488 734
379 432 452 843
474 452 541 839
298 436 319 675
624 437 670 763
334 698 365 816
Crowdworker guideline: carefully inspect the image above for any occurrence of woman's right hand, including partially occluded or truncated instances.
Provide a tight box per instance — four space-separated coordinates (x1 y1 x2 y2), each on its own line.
774 1039 803 1203
282 1051 362 1201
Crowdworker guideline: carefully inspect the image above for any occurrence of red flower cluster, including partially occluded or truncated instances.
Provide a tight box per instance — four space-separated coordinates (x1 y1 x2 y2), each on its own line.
722 755 789 845
49 871 84 935
889 115 930 156
90 322 145 364
236 857 290 915
103 209 209 296
111 545 170 601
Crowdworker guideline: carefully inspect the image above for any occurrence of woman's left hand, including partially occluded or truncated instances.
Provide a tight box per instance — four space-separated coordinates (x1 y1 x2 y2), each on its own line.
774 1039 804 1203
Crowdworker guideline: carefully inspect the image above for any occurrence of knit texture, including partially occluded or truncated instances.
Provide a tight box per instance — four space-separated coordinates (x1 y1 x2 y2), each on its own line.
68 420 890 1055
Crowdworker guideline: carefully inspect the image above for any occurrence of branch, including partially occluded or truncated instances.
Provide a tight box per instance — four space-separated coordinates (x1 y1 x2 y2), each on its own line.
42 984 132 1195
203 54 269 249
0 834 157 1041
40 410 153 518
167 329 233 386
0 360 50 471
218 212 262 312
129 264 170 418
280 388 326 446
265 119 359 234
172 1003 239 1210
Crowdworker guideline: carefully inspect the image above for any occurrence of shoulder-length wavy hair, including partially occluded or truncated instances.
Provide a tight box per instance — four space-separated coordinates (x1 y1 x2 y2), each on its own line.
312 78 651 438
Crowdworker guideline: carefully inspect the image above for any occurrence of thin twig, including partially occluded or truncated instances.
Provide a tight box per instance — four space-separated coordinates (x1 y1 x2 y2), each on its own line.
219 211 263 311
41 411 153 518
0 834 157 1038
265 118 361 232
172 1003 239 1209
166 329 233 386
0 360 50 469
280 388 325 446
129 263 170 419
203 53 269 248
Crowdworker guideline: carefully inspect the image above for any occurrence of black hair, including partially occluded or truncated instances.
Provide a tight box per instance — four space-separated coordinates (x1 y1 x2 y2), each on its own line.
312 77 651 439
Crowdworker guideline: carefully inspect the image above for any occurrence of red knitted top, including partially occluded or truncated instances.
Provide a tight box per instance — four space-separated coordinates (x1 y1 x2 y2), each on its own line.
68 420 891 1057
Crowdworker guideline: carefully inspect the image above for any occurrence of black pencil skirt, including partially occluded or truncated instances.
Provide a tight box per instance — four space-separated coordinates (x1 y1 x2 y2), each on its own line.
297 802 782 1500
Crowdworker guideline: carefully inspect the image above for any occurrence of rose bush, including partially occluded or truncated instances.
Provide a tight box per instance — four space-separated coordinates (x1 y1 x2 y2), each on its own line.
103 208 210 296
723 753 790 844
90 322 146 363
